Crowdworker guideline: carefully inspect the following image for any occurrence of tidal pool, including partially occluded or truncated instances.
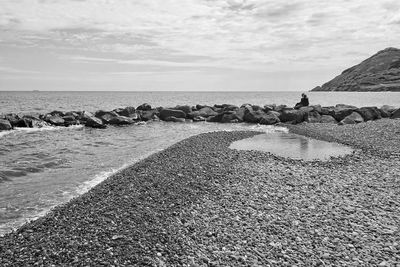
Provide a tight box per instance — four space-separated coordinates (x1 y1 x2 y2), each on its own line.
230 132 354 161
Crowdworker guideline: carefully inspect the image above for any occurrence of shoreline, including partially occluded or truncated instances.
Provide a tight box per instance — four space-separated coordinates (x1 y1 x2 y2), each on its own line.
1 121 399 265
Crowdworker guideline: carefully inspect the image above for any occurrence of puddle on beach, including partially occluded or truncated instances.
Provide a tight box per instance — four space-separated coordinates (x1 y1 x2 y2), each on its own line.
230 132 354 161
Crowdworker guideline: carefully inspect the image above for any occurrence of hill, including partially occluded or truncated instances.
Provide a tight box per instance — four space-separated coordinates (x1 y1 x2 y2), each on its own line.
312 47 400 92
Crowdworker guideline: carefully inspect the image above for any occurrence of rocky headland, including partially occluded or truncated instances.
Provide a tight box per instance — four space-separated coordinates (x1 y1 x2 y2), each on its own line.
0 119 399 266
312 47 400 92
1 102 400 132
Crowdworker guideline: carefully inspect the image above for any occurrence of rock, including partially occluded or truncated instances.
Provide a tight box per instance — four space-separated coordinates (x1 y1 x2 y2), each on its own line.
260 111 280 125
139 110 158 121
95 110 113 118
263 104 276 112
189 107 218 118
195 104 208 110
65 111 79 118
220 112 239 123
300 105 322 114
206 113 225 123
320 106 335 116
109 116 134 125
174 105 192 115
311 47 400 92
192 116 206 122
159 109 186 121
279 109 305 123
305 110 322 123
320 115 337 123
275 105 288 112
340 112 364 124
3 113 20 127
356 106 382 121
116 106 138 119
44 114 65 126
80 111 106 128
137 103 152 111
49 110 66 117
333 104 358 121
164 116 186 123
234 108 246 122
0 119 12 130
381 105 397 114
221 105 239 112
391 108 400 119
243 105 265 123
62 115 78 126
97 112 119 124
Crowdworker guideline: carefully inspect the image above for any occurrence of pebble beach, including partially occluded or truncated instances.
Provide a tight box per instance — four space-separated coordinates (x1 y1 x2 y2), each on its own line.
0 119 399 266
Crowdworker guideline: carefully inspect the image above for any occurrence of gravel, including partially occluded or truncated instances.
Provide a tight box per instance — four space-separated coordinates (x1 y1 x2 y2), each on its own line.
0 120 399 266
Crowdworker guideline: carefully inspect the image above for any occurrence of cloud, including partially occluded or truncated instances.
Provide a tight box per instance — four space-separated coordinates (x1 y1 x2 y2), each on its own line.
0 0 399 91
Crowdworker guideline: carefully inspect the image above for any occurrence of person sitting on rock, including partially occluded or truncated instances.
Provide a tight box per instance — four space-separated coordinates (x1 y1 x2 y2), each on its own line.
294 93 309 109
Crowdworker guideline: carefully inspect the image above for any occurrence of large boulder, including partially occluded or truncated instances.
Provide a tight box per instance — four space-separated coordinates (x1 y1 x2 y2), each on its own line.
96 111 119 124
242 105 263 123
392 108 400 119
320 115 337 124
20 115 49 128
62 115 79 126
3 113 20 127
340 112 364 124
44 114 65 126
260 112 280 125
300 105 322 114
320 106 335 116
263 104 276 112
356 107 381 121
220 112 240 123
206 113 224 122
49 110 66 117
159 109 186 121
221 104 239 112
80 111 106 129
189 107 218 118
139 110 159 121
174 105 192 115
305 110 322 123
0 119 12 130
380 105 397 117
137 103 152 111
279 109 305 124
379 105 396 118
332 104 357 121
108 116 134 126
116 106 138 119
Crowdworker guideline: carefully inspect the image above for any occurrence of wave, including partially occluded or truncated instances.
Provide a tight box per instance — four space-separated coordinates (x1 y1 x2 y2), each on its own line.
0 125 84 138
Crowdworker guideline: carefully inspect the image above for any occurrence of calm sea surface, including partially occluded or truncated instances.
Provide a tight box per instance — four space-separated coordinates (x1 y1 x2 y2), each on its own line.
0 91 399 235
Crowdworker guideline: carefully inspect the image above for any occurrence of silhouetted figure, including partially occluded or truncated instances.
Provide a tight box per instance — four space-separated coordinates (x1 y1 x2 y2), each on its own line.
294 93 309 109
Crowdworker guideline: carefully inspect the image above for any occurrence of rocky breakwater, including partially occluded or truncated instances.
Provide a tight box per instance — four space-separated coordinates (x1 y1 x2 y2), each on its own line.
1 103 400 132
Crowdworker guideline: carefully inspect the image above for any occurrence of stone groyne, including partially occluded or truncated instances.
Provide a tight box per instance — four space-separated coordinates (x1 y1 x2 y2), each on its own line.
1 103 399 131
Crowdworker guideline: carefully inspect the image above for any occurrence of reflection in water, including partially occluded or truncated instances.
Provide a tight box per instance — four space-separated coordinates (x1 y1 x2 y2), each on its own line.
229 133 354 161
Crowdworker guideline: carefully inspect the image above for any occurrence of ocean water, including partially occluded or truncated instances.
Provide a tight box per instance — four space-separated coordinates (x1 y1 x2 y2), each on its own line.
0 91 399 235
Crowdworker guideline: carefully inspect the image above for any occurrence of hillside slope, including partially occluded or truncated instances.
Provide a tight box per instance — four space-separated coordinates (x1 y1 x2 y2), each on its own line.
312 47 400 92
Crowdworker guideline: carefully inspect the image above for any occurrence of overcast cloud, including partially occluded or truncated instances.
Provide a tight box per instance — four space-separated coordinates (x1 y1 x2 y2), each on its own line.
0 0 399 91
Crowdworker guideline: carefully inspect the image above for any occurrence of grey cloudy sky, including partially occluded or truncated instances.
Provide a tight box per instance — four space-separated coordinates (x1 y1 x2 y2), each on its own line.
0 0 399 91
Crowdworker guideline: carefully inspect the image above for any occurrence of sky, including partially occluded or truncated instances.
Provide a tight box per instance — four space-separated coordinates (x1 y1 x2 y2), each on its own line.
0 0 399 91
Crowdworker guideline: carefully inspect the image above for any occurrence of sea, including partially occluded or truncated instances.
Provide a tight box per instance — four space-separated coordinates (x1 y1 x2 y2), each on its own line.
1 91 399 236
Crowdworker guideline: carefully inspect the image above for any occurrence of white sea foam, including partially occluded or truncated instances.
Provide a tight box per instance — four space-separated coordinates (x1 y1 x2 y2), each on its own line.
0 125 84 139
